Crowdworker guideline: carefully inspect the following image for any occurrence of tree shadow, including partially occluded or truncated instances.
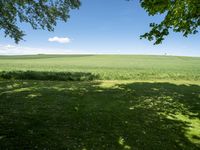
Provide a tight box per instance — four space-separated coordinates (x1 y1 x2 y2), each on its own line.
0 71 99 81
0 80 199 149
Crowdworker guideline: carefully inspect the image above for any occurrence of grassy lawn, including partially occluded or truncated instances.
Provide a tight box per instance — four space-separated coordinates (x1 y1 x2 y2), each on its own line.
0 55 200 149
0 80 199 149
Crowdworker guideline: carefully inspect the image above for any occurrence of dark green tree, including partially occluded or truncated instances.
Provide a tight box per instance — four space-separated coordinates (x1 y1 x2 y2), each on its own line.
0 0 80 43
140 0 200 44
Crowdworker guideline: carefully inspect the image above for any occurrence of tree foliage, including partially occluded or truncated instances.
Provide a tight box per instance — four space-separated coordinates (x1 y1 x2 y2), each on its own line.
0 0 80 43
139 0 200 44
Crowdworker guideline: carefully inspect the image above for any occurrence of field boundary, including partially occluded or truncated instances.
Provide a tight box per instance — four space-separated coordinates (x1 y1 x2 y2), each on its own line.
0 71 99 81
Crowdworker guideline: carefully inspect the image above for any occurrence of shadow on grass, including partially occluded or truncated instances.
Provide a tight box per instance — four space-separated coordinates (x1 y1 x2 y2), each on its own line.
0 80 199 149
0 71 99 81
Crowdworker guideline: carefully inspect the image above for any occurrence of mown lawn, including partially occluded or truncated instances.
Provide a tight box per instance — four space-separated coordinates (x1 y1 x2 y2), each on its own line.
0 80 199 149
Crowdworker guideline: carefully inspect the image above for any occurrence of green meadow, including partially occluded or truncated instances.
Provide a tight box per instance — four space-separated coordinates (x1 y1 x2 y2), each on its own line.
0 55 200 80
0 55 200 149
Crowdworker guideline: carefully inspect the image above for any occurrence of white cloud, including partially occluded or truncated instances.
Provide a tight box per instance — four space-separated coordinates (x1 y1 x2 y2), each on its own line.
5 44 16 48
48 36 71 44
0 44 92 55
0 44 72 55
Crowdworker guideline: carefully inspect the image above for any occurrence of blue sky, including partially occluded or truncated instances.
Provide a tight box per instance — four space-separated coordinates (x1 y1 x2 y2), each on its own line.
0 0 199 56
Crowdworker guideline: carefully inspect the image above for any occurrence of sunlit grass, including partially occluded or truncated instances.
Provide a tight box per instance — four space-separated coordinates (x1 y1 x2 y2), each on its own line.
166 113 200 145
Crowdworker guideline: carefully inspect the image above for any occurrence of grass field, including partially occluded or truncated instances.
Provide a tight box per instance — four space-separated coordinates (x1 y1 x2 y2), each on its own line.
0 55 200 80
0 55 200 149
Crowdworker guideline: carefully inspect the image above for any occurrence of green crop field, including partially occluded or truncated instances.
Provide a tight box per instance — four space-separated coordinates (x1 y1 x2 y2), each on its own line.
0 55 200 80
0 55 200 149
